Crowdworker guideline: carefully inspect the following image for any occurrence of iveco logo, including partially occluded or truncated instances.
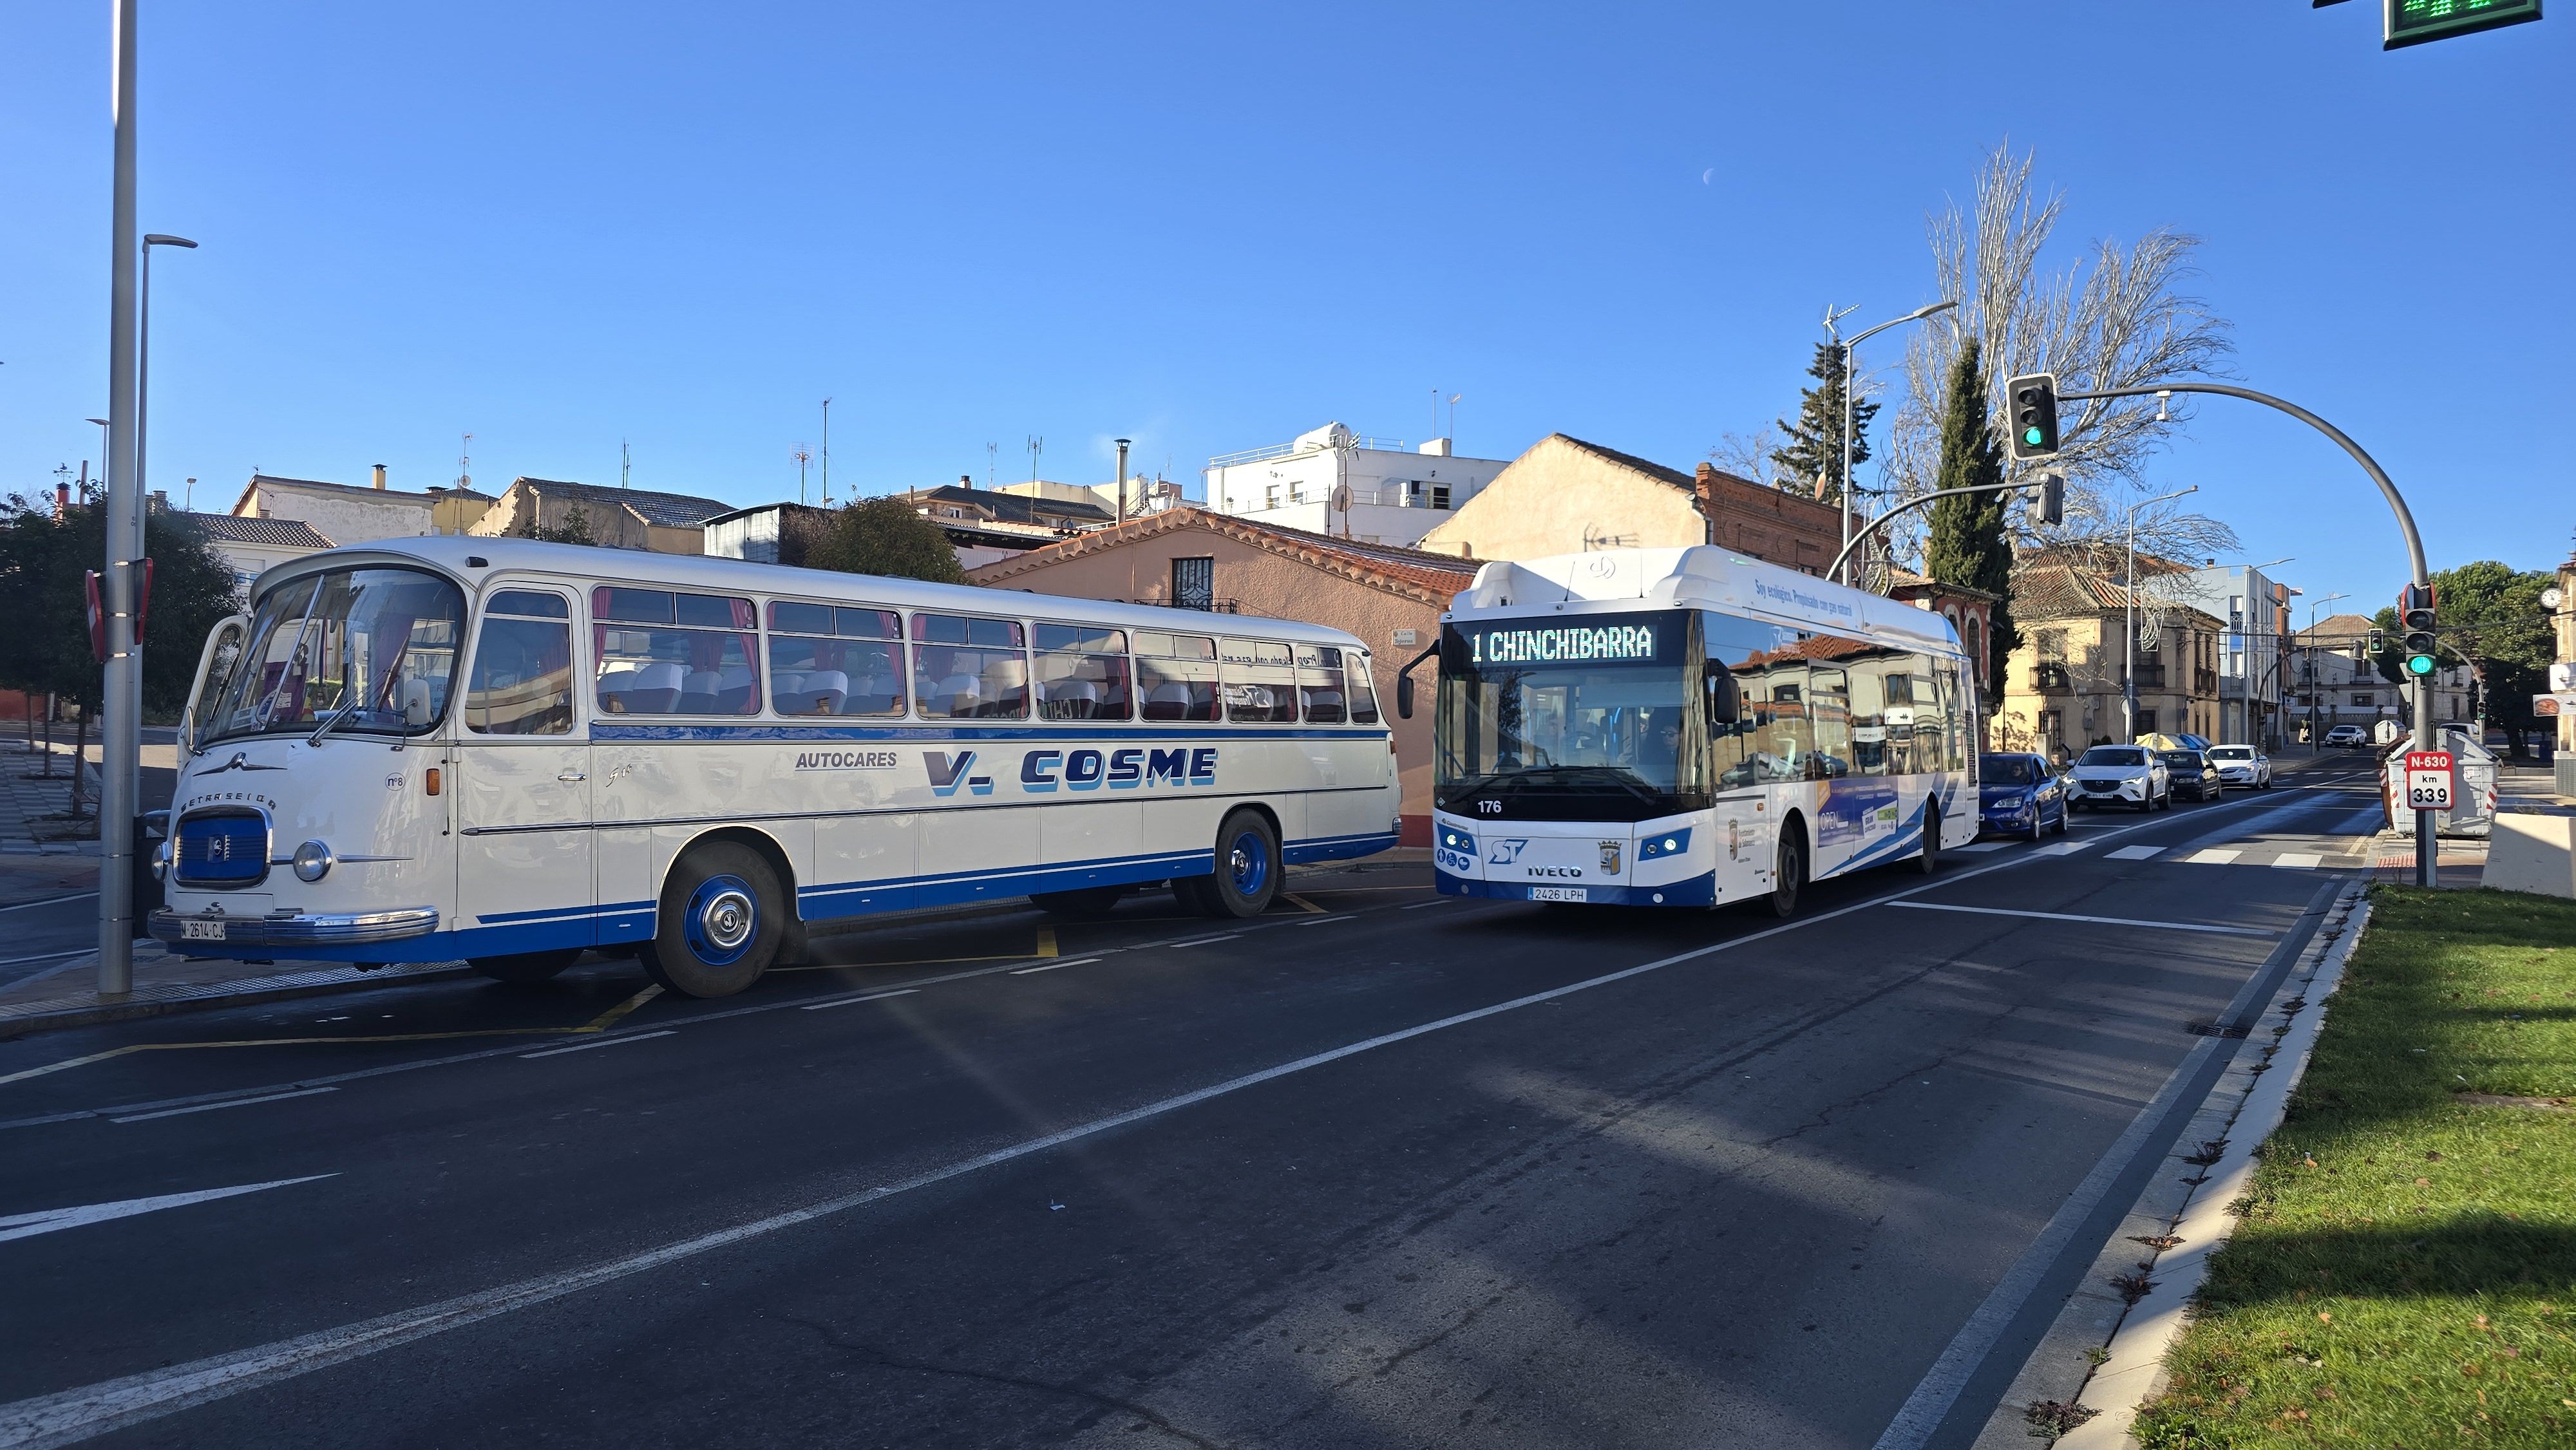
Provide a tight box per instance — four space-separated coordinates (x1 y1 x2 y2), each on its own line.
1526 866 1583 878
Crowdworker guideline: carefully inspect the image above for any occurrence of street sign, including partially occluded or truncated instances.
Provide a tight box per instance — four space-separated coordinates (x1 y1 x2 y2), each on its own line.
2404 749 2455 811
2386 0 2543 50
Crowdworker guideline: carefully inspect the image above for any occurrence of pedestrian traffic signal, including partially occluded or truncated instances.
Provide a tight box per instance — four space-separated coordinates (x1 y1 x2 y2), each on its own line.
2027 472 2064 526
2399 582 2438 677
2365 627 2385 657
2005 373 2060 460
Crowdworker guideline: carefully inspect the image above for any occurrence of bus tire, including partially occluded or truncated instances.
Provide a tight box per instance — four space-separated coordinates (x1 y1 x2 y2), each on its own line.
1918 801 1942 873
1030 885 1128 918
639 842 784 999
1198 809 1282 919
1169 875 1216 914
1768 821 1806 919
469 948 580 985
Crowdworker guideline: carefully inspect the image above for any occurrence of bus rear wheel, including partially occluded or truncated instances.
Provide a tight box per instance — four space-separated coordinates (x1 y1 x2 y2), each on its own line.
1030 885 1128 918
469 948 580 985
641 842 785 999
1917 800 1942 874
1768 822 1806 919
1193 809 1281 919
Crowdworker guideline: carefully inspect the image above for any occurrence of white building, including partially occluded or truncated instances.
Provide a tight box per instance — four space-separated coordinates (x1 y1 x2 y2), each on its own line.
1204 422 1508 547
184 513 334 592
2164 563 2295 747
230 468 493 544
996 476 1186 520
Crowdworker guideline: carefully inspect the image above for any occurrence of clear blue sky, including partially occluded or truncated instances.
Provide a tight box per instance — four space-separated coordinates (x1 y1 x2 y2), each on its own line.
3 2 2567 616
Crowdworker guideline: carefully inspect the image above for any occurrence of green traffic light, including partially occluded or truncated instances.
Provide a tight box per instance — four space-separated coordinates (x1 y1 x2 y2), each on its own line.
2022 427 2044 446
2407 655 2436 675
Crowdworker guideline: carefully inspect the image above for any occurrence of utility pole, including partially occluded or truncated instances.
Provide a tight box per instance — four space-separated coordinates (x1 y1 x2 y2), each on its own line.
820 397 831 505
97 0 143 994
620 440 630 488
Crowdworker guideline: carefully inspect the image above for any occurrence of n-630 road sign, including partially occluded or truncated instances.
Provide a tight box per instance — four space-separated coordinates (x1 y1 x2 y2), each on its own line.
2404 750 2455 811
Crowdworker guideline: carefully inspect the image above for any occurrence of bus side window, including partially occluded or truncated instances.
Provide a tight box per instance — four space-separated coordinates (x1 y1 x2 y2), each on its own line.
1222 639 1299 724
1294 645 1349 724
1032 623 1132 720
1133 631 1220 722
1347 653 1380 724
466 594 574 735
768 602 905 717
1846 667 1888 777
1935 661 1968 771
1808 668 1852 779
913 612 1027 720
592 588 759 716
1881 671 1917 775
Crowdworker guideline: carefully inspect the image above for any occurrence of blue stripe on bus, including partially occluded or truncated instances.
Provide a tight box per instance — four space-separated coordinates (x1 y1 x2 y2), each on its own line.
592 723 1390 744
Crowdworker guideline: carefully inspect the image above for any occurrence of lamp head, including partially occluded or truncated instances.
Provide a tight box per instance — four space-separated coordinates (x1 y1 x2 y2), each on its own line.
143 234 198 249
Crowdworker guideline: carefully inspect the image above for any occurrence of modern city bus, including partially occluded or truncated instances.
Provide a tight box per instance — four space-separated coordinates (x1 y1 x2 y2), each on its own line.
151 537 1399 997
1414 547 1977 916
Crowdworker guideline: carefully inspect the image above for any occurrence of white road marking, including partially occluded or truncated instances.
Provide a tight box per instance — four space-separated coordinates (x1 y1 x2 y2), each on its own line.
0 948 91 968
1009 957 1099 975
2107 845 2164 861
0 1175 335 1245
1399 900 1448 910
517 1030 676 1060
1887 901 2271 936
1162 934 1244 948
1291 914 1359 926
2035 840 2092 856
0 891 100 916
2270 852 2324 870
798 988 920 1012
1953 842 2013 853
108 1088 337 1124
2182 848 2243 865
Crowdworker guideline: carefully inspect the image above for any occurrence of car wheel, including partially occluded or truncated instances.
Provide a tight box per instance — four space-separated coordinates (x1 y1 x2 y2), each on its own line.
469 948 581 986
1029 885 1128 918
640 841 786 999
1917 800 1942 874
1768 821 1806 918
1195 808 1282 919
2028 804 2047 842
2052 800 2070 836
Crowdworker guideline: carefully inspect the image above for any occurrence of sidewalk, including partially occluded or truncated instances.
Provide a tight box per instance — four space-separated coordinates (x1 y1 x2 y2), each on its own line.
0 737 102 857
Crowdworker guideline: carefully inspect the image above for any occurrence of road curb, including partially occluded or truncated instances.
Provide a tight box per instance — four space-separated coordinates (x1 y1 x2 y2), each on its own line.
1998 879 2373 1447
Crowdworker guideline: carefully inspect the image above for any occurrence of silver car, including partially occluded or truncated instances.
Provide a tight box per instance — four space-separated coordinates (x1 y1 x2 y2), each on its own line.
2069 744 2171 811
2206 744 2271 789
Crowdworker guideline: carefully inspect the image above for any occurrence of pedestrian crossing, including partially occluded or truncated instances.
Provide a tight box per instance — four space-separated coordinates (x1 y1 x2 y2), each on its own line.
1961 834 2358 870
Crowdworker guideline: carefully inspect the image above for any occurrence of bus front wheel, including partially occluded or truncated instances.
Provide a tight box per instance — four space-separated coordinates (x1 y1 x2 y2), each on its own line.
1768 823 1806 919
641 842 786 999
1917 800 1942 874
1194 809 1282 919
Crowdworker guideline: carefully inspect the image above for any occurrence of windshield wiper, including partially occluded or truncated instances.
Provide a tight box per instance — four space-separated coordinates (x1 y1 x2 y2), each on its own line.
306 683 361 746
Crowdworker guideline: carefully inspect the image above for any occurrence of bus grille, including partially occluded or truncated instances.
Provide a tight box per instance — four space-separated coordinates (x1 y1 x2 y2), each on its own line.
175 811 270 888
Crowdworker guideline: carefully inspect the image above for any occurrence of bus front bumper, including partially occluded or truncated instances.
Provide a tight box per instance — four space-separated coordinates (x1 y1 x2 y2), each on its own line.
149 906 441 951
1435 870 1717 909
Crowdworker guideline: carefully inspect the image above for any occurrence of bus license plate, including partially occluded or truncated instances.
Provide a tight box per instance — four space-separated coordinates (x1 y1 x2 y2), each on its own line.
1529 887 1587 903
184 919 226 941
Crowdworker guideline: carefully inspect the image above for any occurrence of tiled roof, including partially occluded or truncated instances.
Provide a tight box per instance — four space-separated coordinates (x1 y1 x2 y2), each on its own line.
966 505 1479 601
184 513 335 549
2296 612 2376 643
513 478 735 529
2012 561 2222 625
909 485 1115 528
232 473 492 512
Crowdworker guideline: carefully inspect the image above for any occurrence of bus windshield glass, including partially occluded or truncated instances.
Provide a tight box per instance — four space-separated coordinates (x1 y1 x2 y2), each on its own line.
200 567 465 746
1436 610 1700 817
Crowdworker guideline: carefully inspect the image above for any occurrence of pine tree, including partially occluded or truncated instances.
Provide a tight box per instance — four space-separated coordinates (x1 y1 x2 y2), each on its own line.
1923 337 2020 715
1769 341 1877 503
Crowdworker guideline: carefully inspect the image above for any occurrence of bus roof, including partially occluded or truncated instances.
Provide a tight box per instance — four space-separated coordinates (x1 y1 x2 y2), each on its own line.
1444 546 1962 654
251 534 1372 649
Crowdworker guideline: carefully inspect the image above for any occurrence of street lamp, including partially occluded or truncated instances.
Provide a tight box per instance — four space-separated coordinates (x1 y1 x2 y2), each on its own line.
139 234 197 532
2121 484 2197 742
85 419 109 498
1833 299 1956 584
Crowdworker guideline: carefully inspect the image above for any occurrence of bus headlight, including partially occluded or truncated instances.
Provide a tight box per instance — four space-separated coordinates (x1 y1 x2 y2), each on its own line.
1638 829 1691 860
1438 827 1477 854
151 839 170 882
292 840 336 883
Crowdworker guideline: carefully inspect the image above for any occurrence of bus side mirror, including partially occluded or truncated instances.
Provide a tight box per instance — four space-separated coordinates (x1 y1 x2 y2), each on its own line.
402 677 435 729
1396 675 1416 719
1705 671 1741 728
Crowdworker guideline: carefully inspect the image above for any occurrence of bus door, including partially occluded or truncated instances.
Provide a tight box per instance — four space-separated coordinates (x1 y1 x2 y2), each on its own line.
451 587 594 953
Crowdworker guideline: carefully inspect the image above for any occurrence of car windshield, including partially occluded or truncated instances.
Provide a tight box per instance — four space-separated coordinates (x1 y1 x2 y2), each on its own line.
198 567 465 746
2159 751 2201 767
2079 747 2146 767
1982 755 2038 785
2208 746 2253 760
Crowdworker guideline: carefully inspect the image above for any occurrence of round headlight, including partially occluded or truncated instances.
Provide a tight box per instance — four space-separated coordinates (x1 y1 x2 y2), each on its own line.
292 840 334 883
151 839 170 881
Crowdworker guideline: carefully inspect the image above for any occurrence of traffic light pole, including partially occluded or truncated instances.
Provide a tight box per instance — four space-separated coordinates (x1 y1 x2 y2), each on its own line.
1823 476 2049 585
2055 381 2436 886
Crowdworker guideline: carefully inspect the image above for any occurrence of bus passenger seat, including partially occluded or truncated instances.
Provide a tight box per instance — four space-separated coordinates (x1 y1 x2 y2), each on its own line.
1144 682 1193 720
777 670 847 715
598 661 684 713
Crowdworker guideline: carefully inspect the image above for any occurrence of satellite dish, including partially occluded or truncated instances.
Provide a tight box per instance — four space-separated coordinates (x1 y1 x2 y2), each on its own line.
1331 484 1352 511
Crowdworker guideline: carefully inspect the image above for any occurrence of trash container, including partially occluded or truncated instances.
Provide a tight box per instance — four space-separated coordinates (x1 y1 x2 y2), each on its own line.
2383 728 2499 838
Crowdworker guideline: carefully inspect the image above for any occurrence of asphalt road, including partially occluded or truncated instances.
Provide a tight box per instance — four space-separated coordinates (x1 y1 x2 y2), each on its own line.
0 763 2387 1449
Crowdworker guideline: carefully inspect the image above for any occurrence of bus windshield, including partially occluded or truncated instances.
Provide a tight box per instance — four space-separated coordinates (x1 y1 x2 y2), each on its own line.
1436 610 1702 818
199 567 465 746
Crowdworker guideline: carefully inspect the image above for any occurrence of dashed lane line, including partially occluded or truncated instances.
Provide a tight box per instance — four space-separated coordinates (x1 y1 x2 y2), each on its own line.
1886 901 2273 937
2106 845 2164 861
1009 957 1101 976
1162 934 1244 948
799 988 918 1012
0 892 100 916
0 1175 334 1245
518 1030 677 1060
108 1087 338 1124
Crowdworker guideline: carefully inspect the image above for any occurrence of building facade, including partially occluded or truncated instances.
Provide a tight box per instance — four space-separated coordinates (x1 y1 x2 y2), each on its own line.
902 480 1116 568
2289 613 2475 741
1416 433 1848 574
467 478 736 554
964 506 1477 845
1995 562 2228 760
1206 422 1509 547
181 513 334 592
2164 564 2295 748
229 468 493 545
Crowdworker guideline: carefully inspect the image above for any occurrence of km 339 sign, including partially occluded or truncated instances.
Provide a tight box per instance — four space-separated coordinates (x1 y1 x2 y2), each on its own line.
2403 750 2456 812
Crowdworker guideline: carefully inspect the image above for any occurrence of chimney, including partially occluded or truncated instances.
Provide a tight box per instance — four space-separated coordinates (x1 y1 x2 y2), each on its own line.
372 463 388 490
55 482 70 518
150 489 168 514
961 473 974 491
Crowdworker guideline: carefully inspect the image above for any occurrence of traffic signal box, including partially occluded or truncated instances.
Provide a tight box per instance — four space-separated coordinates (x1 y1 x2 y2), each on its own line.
2399 582 2438 677
2005 374 2060 462
2027 473 2064 527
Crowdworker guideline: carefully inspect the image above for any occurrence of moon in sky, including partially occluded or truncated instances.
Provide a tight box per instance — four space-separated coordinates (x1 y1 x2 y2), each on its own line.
1700 168 1714 184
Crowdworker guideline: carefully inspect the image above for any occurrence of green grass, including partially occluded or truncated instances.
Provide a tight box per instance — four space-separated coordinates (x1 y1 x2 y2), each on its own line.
2135 887 2576 1449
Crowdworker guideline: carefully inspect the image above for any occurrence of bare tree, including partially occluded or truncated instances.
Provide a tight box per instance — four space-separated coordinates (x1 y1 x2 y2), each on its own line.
1706 425 1788 490
1884 144 2237 565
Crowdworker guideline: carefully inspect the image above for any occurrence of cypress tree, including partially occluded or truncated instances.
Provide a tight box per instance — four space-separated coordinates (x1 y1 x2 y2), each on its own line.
1769 341 1877 502
1923 337 2020 715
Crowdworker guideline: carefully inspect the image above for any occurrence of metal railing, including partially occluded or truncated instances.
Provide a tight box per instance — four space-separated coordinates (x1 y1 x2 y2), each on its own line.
1206 436 1410 469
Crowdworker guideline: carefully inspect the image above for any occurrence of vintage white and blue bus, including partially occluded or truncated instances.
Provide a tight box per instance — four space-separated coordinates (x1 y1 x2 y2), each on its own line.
1412 547 1977 916
151 537 1399 996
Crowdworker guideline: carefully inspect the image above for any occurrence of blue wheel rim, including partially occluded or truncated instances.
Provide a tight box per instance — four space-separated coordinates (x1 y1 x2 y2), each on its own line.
1226 830 1271 897
683 872 758 966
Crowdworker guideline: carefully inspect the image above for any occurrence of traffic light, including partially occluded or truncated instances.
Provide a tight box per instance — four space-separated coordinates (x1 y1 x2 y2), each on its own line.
2005 373 2060 460
2399 582 2438 677
2365 627 2385 658
2027 472 2063 526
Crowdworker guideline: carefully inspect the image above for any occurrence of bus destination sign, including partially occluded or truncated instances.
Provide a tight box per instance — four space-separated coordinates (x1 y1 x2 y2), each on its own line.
1470 623 1658 664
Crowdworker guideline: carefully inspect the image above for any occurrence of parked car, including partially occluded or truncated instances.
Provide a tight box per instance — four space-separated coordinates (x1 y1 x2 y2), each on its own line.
2206 744 2272 789
2324 724 2369 748
2159 749 2224 802
2070 744 2170 811
1978 752 2069 840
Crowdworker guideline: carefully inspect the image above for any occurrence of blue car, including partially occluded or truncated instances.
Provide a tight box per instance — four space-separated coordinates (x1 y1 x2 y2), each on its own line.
1978 752 2069 840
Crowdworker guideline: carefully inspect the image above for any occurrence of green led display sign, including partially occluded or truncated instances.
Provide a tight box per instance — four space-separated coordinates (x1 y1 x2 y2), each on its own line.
2385 0 2543 49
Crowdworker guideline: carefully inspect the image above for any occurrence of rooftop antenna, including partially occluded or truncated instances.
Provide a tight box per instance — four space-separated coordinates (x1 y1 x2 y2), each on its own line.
986 441 997 489
1026 434 1043 484
791 443 813 506
620 439 630 488
456 433 471 492
1448 392 1462 445
820 397 832 505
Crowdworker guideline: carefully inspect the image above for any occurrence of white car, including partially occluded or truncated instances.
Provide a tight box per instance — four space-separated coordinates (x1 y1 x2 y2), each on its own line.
2206 744 2272 789
2069 744 2171 812
2324 724 2369 748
